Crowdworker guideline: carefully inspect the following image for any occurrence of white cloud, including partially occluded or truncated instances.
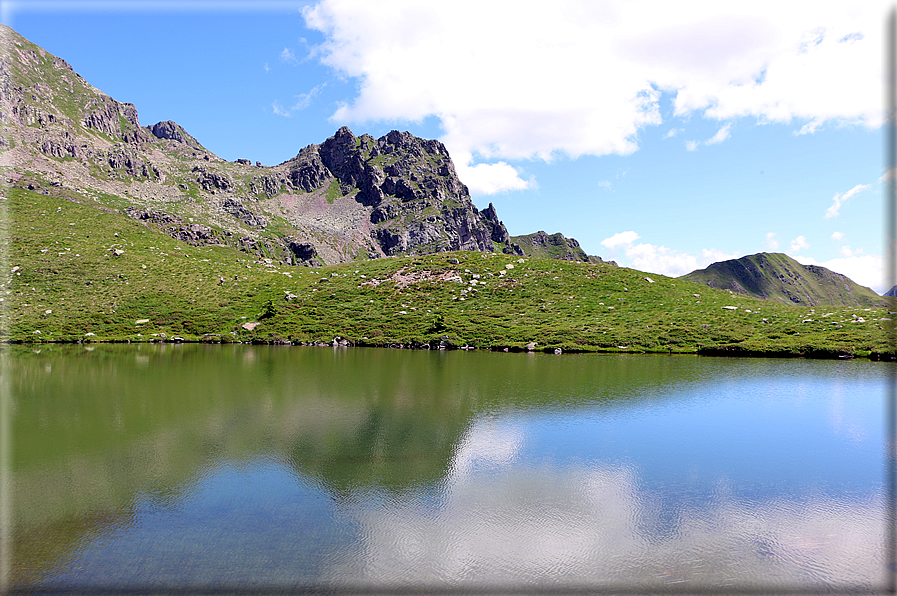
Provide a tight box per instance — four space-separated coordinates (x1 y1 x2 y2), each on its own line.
263 62 270 73
663 128 683 139
686 124 733 152
704 124 731 145
831 231 845 241
789 235 810 254
825 183 871 219
796 118 824 135
764 232 779 250
600 231 641 250
455 156 532 195
625 242 700 276
793 253 884 293
600 231 736 276
302 1 884 194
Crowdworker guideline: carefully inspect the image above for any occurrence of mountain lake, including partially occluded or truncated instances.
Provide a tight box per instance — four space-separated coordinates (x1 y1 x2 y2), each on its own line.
4 344 889 593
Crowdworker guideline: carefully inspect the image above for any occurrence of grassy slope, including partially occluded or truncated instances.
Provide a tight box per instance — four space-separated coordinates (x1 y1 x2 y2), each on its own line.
4 189 895 357
682 252 884 307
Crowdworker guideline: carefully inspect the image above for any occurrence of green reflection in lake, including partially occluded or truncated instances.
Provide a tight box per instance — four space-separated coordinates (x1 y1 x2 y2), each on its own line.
6 344 888 592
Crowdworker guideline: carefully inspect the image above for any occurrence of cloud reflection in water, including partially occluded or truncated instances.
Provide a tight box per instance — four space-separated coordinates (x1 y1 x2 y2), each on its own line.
323 415 884 591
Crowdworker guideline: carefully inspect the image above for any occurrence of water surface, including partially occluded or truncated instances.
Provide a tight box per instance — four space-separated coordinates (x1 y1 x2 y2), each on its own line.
7 344 888 592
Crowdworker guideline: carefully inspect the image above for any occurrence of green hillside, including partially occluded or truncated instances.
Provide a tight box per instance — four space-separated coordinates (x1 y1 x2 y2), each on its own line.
509 231 607 264
681 252 885 307
5 188 894 358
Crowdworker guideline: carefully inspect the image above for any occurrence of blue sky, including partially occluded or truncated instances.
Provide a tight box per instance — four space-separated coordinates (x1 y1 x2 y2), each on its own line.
3 1 888 291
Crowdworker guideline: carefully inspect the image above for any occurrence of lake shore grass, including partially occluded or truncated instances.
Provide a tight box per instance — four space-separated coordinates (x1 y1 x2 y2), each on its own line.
4 188 895 359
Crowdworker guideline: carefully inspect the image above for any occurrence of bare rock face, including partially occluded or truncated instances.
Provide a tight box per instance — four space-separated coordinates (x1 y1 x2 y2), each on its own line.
286 239 321 267
281 126 514 257
193 165 233 192
222 198 267 228
149 120 187 143
147 120 209 153
125 208 221 246
251 173 283 198
288 146 332 193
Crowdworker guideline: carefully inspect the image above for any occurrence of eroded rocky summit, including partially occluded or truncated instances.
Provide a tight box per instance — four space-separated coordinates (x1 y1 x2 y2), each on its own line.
2 24 581 268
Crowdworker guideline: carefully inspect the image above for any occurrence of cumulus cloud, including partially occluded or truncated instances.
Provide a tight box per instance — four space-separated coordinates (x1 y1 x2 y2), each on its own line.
831 231 845 241
789 235 810 254
302 1 882 194
600 231 737 276
825 184 871 219
601 231 641 250
764 232 779 250
453 151 533 194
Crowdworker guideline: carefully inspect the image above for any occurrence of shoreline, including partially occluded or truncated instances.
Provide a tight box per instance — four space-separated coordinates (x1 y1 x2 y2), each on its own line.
5 338 894 361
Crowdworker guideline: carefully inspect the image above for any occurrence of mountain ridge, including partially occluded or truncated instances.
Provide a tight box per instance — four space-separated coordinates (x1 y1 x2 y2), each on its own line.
680 252 884 307
3 25 894 358
2 23 886 323
0 24 614 269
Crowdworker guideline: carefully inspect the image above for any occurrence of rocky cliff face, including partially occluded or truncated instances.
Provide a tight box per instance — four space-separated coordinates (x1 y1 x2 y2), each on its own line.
1 24 607 269
274 126 517 259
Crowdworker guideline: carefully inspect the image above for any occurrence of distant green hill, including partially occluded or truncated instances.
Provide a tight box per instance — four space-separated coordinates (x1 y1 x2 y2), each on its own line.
681 252 885 307
509 231 610 264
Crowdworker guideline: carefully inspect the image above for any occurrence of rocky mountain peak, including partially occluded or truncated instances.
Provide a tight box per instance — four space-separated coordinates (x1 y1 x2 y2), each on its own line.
3 25 614 270
279 127 516 258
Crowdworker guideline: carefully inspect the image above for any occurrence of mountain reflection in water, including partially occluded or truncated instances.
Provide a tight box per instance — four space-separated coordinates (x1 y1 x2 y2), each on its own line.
8 344 887 592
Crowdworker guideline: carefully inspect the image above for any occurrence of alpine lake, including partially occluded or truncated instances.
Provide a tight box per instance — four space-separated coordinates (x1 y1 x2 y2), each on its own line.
5 343 890 593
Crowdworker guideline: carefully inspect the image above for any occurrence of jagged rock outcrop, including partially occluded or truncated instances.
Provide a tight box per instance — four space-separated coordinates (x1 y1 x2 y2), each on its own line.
288 146 332 193
277 126 513 257
2 24 615 269
125 208 221 246
193 165 233 193
222 198 267 228
251 173 284 198
286 239 321 267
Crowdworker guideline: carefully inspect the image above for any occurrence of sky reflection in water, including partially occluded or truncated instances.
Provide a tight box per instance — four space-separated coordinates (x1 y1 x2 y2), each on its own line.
10 346 887 592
